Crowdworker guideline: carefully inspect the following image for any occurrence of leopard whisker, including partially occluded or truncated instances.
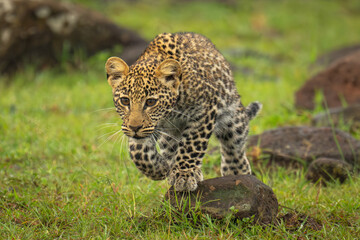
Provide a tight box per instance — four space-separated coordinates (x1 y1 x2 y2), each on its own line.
155 129 181 143
154 131 178 153
96 129 119 140
151 133 161 152
108 128 123 155
96 122 120 131
98 129 123 148
171 109 200 123
119 134 127 156
163 118 181 133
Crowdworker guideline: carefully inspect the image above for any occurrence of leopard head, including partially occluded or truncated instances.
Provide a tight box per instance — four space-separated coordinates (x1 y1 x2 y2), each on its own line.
105 56 181 139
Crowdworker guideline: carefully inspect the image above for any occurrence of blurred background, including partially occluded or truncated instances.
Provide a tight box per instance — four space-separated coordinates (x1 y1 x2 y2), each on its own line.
0 0 360 238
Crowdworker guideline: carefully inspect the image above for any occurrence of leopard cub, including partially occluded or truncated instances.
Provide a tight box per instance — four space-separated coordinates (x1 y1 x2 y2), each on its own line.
105 32 261 191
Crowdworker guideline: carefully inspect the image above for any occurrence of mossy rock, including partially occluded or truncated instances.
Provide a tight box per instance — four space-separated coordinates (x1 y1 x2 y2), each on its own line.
165 175 278 224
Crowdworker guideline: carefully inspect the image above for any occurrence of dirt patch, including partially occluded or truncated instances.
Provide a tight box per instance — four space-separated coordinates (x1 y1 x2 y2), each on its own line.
277 212 323 231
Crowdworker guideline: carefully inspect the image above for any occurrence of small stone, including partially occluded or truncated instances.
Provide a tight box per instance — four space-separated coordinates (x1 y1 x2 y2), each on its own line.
306 158 352 184
164 175 278 224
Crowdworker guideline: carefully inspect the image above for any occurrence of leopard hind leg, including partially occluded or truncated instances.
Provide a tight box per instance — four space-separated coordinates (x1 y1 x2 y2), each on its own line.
215 101 262 176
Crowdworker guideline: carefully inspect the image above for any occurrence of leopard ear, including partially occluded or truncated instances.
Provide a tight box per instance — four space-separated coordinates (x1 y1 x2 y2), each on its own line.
155 59 181 93
105 57 129 89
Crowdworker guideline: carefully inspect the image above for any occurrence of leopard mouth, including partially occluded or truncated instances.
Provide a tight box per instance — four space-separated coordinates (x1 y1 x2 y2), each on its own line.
122 128 154 139
123 131 149 139
132 134 147 139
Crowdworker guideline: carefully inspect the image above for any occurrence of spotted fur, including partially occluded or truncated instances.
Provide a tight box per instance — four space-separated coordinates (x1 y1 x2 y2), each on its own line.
105 32 262 191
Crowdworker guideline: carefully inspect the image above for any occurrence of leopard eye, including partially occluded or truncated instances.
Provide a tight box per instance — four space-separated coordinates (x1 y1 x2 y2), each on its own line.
145 98 157 107
120 97 130 106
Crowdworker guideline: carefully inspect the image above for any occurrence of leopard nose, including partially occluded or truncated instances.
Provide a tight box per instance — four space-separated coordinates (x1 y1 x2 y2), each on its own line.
129 125 143 132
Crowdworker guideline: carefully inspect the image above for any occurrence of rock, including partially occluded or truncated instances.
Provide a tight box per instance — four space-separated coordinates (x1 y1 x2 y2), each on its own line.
312 104 360 132
164 175 278 224
306 158 352 184
247 126 360 167
295 50 360 110
0 0 147 75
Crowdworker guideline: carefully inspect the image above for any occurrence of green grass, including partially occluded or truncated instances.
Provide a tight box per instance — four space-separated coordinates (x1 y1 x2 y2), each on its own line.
1 0 360 238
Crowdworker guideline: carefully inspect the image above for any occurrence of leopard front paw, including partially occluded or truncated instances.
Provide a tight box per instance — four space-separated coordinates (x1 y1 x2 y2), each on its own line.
168 167 203 192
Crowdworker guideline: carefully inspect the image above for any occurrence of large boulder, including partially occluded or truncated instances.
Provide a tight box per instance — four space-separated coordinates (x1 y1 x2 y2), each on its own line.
295 51 360 110
247 126 360 167
0 0 147 75
165 175 278 224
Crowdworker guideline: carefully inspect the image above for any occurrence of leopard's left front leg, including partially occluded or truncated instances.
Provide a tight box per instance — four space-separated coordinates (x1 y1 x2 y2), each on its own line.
168 107 217 191
128 136 172 180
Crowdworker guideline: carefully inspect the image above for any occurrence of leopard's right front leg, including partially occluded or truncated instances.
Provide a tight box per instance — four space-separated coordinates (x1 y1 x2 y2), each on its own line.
168 107 217 191
128 137 172 180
